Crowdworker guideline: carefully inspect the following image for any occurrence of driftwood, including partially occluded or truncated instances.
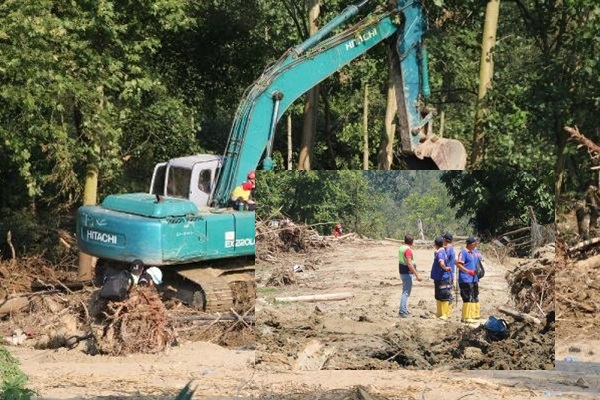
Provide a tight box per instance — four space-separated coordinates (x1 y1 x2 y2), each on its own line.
574 254 600 270
498 306 542 325
568 237 600 254
275 293 354 303
171 314 256 323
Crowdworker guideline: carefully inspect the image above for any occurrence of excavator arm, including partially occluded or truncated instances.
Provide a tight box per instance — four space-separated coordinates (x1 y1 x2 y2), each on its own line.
213 0 466 207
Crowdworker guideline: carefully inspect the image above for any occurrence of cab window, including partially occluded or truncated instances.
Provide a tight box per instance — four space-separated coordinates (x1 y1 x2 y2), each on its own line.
198 169 212 194
166 167 191 198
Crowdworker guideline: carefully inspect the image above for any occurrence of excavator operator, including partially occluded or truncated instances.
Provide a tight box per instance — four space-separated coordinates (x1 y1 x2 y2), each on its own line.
230 171 256 211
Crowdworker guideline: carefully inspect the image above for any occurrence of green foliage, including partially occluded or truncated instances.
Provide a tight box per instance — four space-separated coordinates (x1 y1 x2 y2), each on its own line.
441 171 555 235
0 0 194 210
0 345 36 400
256 171 470 239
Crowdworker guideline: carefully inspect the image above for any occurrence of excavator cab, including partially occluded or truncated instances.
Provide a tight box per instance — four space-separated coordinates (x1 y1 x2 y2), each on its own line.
149 155 223 209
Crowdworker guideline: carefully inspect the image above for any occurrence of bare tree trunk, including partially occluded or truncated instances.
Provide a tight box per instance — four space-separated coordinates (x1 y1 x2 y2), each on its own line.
471 0 500 168
363 83 369 170
78 166 98 281
77 89 103 281
287 114 293 170
377 39 400 170
298 0 320 170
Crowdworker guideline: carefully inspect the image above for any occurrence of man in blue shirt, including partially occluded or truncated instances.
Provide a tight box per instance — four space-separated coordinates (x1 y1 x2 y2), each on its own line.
457 236 482 323
430 237 452 320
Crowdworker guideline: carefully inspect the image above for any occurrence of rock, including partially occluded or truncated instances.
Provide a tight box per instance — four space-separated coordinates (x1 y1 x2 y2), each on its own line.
293 339 336 371
464 346 483 360
575 377 590 389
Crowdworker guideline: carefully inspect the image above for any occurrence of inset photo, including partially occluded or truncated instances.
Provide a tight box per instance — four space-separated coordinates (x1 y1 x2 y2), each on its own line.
255 170 555 370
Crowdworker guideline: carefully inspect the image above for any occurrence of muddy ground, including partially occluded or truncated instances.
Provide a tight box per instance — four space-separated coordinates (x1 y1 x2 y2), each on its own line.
256 237 554 371
0 256 255 399
556 207 600 365
2 222 600 399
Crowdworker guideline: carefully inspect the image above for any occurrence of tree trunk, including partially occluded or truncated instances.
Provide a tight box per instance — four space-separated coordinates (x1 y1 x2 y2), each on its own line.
76 89 102 282
377 39 400 170
78 164 98 281
298 0 320 170
363 83 369 170
471 0 500 168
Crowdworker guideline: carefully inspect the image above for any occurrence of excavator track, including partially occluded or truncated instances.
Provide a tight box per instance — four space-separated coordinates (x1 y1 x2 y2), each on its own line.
170 263 254 313
179 272 234 313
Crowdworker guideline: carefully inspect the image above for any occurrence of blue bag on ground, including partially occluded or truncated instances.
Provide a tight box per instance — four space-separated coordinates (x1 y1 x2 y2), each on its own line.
484 316 509 341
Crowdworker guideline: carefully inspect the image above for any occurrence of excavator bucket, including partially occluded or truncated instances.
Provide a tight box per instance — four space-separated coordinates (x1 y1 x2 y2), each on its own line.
414 136 468 170
390 0 468 170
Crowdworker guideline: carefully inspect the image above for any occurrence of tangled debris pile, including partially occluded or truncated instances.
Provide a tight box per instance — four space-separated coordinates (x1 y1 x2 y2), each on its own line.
506 243 555 317
0 257 74 297
89 286 176 356
256 219 330 260
1 255 254 355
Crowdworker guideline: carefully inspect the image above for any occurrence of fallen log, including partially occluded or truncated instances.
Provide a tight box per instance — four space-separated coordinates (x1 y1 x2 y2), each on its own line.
31 281 86 292
568 237 600 254
499 227 530 237
275 293 354 303
574 254 600 270
170 315 256 323
498 306 542 325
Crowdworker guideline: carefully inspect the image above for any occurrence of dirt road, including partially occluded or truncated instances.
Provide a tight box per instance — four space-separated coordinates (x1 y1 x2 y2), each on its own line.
256 238 554 370
10 341 255 399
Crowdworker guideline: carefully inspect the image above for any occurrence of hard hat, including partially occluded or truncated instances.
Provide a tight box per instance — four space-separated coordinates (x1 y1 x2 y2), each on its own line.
247 171 256 180
145 267 163 285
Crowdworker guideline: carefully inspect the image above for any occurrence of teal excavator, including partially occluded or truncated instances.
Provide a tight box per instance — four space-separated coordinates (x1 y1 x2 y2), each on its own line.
77 0 467 312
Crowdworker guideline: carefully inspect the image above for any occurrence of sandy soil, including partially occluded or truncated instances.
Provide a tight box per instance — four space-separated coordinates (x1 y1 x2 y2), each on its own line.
9 341 254 399
256 239 554 371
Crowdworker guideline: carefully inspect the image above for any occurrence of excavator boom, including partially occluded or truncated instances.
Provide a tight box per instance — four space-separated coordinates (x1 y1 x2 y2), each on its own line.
214 0 467 207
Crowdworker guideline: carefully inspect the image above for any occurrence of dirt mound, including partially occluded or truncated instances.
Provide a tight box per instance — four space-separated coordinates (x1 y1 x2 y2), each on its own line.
506 243 555 316
556 236 600 340
373 318 554 370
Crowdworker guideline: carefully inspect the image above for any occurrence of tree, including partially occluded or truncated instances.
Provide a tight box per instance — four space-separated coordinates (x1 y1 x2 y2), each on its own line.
441 171 554 235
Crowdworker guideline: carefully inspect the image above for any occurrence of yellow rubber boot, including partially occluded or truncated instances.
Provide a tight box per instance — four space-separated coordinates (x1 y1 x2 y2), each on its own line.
461 303 469 322
445 302 453 319
438 301 448 320
473 302 481 320
465 303 477 323
436 300 443 318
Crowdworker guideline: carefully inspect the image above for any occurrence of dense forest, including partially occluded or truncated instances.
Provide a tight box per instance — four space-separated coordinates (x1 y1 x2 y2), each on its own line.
255 170 554 239
0 1 595 254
